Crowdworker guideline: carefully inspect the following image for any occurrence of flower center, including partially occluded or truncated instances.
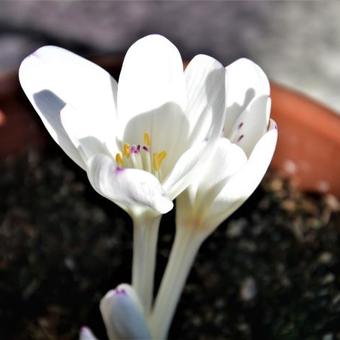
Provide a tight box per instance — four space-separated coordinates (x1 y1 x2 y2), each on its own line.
115 132 167 179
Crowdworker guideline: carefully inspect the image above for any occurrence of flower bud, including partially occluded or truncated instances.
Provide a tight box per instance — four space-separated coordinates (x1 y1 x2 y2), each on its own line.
100 284 151 340
79 326 98 340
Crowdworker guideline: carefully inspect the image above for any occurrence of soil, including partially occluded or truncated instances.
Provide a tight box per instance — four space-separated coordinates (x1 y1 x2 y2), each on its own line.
0 146 339 340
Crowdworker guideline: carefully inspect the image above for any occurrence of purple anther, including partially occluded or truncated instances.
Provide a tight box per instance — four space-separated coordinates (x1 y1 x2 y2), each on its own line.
137 144 141 152
238 122 244 129
130 145 137 153
237 134 244 143
142 146 149 152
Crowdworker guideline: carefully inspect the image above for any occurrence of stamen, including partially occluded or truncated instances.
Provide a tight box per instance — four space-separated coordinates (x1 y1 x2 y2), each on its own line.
131 149 143 169
142 149 152 172
116 133 167 176
153 151 167 171
237 134 244 143
144 132 151 147
123 143 130 157
115 153 124 167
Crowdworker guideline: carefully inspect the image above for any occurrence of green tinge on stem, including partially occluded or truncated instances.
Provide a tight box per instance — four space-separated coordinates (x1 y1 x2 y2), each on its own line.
132 213 161 316
150 226 205 339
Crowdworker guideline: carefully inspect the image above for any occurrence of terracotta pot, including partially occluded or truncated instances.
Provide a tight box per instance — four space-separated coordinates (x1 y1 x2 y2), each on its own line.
1 60 339 197
270 83 340 197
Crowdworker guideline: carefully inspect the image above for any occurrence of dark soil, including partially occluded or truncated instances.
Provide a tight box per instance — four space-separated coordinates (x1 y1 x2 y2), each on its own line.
0 147 339 340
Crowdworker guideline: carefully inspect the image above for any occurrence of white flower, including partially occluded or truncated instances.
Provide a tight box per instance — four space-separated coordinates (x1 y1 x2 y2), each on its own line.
19 34 226 217
176 58 278 235
150 58 278 340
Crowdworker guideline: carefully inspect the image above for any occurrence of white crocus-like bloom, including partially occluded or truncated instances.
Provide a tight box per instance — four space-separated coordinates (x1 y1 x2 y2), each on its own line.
177 58 278 234
19 35 226 314
151 59 278 340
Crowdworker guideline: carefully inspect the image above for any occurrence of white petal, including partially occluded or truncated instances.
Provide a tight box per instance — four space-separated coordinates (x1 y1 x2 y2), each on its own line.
162 141 206 200
117 35 186 129
229 96 271 157
195 138 247 192
163 84 227 200
100 284 151 340
18 71 85 169
79 327 98 340
205 120 278 230
19 45 118 159
176 138 247 229
224 58 270 137
184 54 226 145
60 104 115 162
87 154 173 215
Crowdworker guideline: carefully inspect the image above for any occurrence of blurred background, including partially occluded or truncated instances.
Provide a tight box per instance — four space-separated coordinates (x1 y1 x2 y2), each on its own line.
0 1 340 113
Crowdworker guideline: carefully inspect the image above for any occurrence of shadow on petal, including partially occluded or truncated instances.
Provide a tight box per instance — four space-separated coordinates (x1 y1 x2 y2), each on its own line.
33 90 66 138
224 88 256 137
33 90 85 168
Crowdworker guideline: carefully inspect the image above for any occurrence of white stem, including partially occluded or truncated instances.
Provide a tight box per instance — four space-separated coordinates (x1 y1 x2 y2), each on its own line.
150 226 205 340
132 213 161 316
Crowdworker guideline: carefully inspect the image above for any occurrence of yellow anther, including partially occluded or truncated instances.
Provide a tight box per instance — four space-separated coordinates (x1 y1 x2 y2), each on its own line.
144 132 151 147
153 151 167 171
123 143 130 158
115 153 124 167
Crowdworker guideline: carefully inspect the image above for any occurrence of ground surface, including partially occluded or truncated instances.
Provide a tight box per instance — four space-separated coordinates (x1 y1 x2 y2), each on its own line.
0 147 339 340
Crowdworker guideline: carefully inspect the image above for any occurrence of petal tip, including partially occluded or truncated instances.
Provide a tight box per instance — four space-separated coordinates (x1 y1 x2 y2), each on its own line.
154 195 174 214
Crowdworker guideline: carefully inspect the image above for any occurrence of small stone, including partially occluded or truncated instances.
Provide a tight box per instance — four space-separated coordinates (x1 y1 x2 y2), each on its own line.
237 322 250 334
64 256 76 271
322 273 335 285
281 199 297 212
215 298 225 309
191 315 202 326
239 240 257 252
332 293 340 305
324 194 340 212
240 277 257 301
318 252 333 265
269 177 283 192
322 334 333 340
226 219 247 238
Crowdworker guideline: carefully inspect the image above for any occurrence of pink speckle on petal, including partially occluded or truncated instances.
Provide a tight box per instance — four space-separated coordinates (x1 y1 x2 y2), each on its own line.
238 122 244 129
115 288 127 295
